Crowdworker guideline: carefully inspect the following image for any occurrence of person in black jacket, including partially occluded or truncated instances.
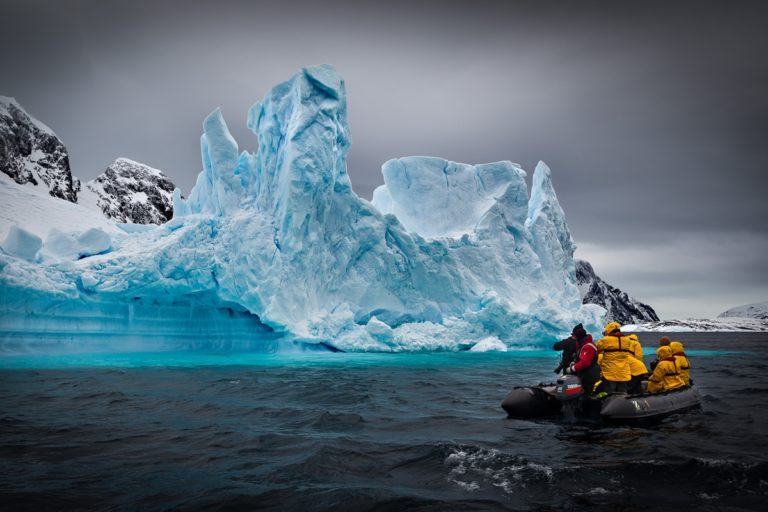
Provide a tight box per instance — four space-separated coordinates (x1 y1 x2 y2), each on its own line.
553 327 579 374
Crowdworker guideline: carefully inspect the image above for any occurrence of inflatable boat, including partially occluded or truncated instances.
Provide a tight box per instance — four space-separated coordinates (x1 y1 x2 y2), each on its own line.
501 375 701 425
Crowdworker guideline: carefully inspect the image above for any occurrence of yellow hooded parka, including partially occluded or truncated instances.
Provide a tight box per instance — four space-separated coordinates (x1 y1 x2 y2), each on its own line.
647 346 686 393
670 341 691 385
596 322 632 382
627 333 649 377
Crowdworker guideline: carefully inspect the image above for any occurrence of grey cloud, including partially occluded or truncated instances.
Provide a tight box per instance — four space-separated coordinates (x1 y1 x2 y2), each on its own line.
1 0 766 318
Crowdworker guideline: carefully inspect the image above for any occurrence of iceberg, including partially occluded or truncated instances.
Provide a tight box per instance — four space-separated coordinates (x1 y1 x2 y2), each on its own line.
0 65 604 354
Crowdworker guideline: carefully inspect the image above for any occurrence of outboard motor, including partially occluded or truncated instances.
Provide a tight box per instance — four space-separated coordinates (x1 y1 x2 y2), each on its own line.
555 375 584 401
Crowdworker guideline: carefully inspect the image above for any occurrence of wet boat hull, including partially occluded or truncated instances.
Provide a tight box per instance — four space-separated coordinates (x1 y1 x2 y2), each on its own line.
501 384 701 424
598 386 701 424
501 385 561 418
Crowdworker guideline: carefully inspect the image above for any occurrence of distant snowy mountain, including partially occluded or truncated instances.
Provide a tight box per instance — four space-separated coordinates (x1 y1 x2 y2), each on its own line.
623 317 768 332
80 158 175 224
718 300 768 320
575 259 659 325
622 299 768 332
0 96 80 202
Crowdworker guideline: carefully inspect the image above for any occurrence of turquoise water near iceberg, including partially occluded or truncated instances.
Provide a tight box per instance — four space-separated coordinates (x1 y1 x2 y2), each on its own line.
1 332 767 511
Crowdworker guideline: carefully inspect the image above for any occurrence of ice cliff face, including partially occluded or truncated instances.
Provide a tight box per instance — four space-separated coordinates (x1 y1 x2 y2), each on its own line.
718 300 768 320
81 158 175 224
0 65 604 353
0 96 80 202
575 259 659 325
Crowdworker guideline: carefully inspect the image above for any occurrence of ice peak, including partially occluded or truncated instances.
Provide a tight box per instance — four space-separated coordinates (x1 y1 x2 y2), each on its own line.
302 64 344 100
180 108 243 215
527 160 574 257
202 108 239 178
523 161 579 307
527 161 554 216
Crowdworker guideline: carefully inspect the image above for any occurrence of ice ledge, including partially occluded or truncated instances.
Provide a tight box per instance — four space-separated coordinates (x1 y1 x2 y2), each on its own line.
371 157 527 239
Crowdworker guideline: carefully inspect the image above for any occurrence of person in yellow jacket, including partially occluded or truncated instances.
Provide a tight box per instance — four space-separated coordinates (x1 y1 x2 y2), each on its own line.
647 346 686 393
626 333 649 394
596 322 632 393
670 341 691 385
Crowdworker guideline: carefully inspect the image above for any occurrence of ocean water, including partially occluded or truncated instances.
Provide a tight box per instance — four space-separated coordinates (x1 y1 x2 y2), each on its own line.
1 332 767 511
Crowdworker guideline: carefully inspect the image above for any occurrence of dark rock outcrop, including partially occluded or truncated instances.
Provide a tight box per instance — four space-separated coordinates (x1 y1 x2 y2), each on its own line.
0 96 80 202
575 259 659 324
85 158 175 224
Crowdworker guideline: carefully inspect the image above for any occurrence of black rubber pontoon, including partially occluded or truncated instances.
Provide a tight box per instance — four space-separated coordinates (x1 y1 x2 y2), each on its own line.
501 384 562 418
598 386 701 424
501 381 701 425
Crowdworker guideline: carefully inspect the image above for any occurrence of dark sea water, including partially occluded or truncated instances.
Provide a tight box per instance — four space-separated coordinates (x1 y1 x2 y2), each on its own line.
1 332 767 511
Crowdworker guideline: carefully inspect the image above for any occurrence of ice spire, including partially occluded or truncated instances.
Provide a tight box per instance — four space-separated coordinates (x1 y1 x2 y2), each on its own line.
184 108 243 215
526 161 579 305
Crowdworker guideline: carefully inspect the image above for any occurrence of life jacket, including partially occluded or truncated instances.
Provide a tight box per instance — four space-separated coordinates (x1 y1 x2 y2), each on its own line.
573 336 598 372
670 341 691 385
673 353 691 385
596 333 632 382
573 335 600 394
627 335 648 377
647 357 686 393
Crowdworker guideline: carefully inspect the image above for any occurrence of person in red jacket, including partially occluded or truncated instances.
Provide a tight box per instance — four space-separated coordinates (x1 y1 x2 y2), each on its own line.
564 324 600 395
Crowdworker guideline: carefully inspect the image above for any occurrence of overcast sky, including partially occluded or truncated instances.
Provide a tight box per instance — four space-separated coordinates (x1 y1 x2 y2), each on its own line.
2 0 766 319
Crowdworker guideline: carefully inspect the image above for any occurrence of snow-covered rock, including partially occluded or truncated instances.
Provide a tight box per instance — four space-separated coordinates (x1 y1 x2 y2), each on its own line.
575 259 659 325
623 318 768 332
0 96 80 202
80 158 175 224
718 301 768 320
0 65 606 354
1 96 174 226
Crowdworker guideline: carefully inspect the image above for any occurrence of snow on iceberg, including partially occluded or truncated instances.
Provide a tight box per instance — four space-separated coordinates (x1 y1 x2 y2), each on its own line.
0 65 604 354
40 228 112 262
1 226 42 262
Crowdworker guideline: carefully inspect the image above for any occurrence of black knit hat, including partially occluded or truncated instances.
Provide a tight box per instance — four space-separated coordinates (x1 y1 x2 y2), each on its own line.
572 323 587 339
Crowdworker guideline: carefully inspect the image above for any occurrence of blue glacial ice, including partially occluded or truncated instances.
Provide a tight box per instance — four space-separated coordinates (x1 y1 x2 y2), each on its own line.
0 65 605 353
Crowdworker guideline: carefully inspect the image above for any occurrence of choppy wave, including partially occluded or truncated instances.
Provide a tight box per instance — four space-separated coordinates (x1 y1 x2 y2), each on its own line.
1 333 768 510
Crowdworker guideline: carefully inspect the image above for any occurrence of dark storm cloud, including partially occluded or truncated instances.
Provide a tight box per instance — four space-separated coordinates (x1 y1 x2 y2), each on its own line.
2 0 767 318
